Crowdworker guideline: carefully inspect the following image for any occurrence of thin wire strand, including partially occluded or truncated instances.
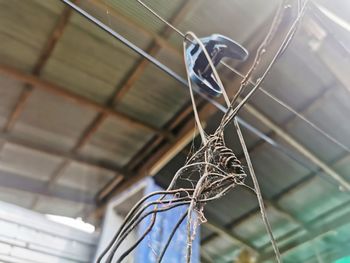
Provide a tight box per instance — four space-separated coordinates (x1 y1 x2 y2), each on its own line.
234 118 281 262
156 210 188 263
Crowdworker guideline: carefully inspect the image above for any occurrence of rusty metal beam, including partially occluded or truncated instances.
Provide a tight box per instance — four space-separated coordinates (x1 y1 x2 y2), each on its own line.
0 64 166 135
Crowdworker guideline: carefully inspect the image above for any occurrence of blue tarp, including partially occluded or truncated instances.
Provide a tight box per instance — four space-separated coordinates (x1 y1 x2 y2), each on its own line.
136 179 200 263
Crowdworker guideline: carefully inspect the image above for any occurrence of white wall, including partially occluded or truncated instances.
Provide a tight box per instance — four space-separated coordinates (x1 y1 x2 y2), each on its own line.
0 201 98 263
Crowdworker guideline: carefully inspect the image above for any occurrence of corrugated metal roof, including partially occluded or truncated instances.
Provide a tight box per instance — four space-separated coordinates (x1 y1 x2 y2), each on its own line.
0 0 349 262
0 76 24 127
0 143 62 181
12 89 98 151
0 0 63 72
80 116 154 166
56 161 115 194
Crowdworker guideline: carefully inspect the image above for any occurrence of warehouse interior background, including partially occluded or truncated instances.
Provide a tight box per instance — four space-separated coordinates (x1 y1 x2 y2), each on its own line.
0 0 349 262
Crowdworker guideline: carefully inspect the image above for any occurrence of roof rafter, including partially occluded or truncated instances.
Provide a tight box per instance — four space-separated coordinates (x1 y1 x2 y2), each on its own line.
0 64 168 136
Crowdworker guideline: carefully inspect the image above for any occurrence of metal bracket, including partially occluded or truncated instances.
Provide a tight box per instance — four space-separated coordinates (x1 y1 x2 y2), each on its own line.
185 34 249 96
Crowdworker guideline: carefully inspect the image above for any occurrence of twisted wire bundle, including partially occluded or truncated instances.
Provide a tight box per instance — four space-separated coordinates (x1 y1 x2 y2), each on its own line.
97 129 251 263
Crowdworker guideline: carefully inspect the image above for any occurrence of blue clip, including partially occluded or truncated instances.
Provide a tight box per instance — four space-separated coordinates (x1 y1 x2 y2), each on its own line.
185 34 249 97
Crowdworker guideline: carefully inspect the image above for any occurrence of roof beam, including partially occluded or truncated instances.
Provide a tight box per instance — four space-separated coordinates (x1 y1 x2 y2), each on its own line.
0 64 166 136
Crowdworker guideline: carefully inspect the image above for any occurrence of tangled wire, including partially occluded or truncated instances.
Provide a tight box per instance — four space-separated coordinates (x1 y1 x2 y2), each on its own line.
97 0 310 262
97 133 253 263
96 30 278 262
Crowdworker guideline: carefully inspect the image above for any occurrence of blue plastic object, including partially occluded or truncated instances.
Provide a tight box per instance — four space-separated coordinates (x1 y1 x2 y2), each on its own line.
185 34 249 97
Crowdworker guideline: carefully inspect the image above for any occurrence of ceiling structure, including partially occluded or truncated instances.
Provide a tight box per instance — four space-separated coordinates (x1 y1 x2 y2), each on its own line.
0 0 350 262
